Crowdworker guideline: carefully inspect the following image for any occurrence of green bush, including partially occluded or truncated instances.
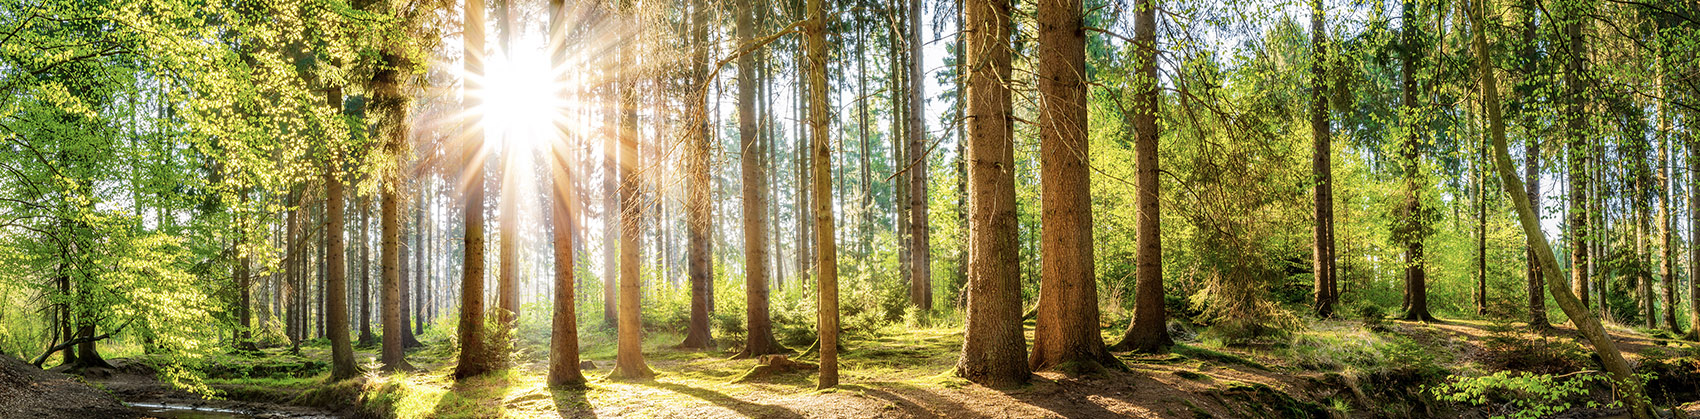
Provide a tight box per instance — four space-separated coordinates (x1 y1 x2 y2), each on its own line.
1432 371 1614 419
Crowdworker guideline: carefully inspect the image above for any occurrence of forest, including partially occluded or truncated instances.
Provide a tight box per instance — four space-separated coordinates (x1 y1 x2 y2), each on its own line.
0 0 1697 417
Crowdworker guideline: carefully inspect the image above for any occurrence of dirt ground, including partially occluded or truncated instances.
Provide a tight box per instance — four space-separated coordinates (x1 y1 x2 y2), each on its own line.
18 318 1700 418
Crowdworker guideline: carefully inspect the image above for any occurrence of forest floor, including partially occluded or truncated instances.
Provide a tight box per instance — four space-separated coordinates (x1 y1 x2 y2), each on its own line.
42 315 1700 418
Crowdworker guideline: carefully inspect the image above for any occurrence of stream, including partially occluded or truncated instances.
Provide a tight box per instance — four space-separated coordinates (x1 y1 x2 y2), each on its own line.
128 401 339 418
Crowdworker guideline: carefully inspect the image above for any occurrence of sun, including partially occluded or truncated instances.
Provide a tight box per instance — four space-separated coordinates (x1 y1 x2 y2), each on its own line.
480 49 565 154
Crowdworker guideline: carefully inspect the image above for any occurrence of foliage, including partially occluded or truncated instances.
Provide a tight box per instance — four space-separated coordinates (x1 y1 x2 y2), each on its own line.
1432 371 1617 419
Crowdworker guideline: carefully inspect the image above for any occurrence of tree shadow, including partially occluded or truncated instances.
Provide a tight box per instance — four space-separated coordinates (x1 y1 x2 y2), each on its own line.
642 381 804 419
849 381 976 417
552 387 597 419
1005 373 1149 418
427 373 512 419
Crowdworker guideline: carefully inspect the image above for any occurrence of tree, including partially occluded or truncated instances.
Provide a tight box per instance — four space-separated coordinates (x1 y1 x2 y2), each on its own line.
1109 0 1172 354
1396 0 1435 322
680 0 716 350
1471 0 1653 415
956 0 1031 387
546 0 586 390
1030 0 1118 374
734 0 783 359
609 18 655 380
358 196 376 347
322 117 357 380
805 0 841 389
496 0 520 341
905 0 931 312
1309 0 1336 318
453 0 491 380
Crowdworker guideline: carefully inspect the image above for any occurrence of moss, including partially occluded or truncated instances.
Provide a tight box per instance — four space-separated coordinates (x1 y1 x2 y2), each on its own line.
1173 370 1211 381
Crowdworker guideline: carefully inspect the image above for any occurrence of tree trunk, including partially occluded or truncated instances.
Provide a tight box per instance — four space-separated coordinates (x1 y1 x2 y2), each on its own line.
804 0 839 389
359 196 375 346
609 28 655 380
956 0 1031 387
1659 95 1676 333
734 0 782 359
546 0 586 389
1110 0 1172 353
452 0 488 379
1309 0 1336 318
403 198 422 348
324 147 358 380
680 0 715 350
906 0 932 311
1397 0 1434 322
1030 0 1118 374
1471 2 1652 416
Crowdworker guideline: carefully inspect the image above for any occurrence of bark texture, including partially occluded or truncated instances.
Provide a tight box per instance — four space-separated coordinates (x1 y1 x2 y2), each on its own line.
1110 0 1172 353
956 0 1032 387
1030 0 1117 374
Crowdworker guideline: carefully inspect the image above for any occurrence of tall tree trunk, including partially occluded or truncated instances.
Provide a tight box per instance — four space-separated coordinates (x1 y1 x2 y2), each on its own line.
602 65 620 329
609 24 655 380
1397 0 1434 322
495 0 520 345
237 195 256 351
359 196 375 346
546 0 586 389
402 197 422 348
680 0 716 350
1310 0 1336 318
957 0 1031 387
1110 0 1172 353
1659 91 1676 333
1030 0 1118 373
906 0 931 311
324 143 358 380
804 0 840 389
452 0 488 379
734 0 782 359
1473 0 1650 415
1688 119 1699 340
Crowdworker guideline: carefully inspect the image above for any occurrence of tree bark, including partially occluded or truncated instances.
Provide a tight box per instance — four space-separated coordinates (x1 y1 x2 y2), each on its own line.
1397 0 1434 322
323 146 357 380
1472 2 1652 415
359 196 375 346
906 0 932 311
546 0 586 389
452 0 489 379
956 0 1032 387
680 0 716 350
734 0 783 359
1031 0 1118 374
804 0 840 389
1110 0 1172 353
1310 0 1336 318
609 26 655 380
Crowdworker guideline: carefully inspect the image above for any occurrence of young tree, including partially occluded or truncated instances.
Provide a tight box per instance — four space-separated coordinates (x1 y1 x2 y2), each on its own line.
805 0 841 389
734 0 783 359
956 0 1032 387
453 0 491 380
1030 0 1118 374
1110 0 1172 353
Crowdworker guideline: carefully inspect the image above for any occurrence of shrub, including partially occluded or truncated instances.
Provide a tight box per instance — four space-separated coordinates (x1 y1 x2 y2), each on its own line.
1432 371 1614 419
